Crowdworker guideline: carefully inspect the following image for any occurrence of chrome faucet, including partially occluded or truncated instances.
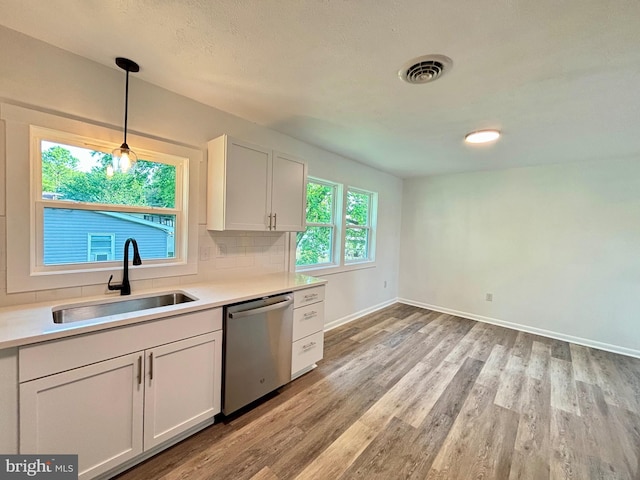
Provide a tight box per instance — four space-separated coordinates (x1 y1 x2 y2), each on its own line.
107 238 142 296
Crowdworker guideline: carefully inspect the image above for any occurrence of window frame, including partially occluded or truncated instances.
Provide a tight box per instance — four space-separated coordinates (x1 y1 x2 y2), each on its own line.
1 103 201 293
294 178 377 275
295 177 341 271
87 233 116 262
32 126 185 272
344 186 376 265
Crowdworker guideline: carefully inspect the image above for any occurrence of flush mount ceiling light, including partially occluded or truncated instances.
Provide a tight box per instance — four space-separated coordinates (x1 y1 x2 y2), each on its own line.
464 129 501 144
109 57 140 176
398 54 453 84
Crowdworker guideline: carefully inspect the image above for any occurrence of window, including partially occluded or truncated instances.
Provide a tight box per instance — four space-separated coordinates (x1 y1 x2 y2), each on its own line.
2 104 201 293
295 178 377 272
87 234 115 262
296 179 339 268
34 128 184 270
345 188 375 263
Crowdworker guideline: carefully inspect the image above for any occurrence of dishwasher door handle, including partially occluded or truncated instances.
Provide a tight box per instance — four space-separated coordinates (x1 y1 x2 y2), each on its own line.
229 297 293 319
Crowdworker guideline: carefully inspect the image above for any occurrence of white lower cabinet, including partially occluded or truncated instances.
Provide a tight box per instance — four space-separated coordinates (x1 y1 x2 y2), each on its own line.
20 352 145 479
144 331 221 450
19 309 223 480
291 286 326 379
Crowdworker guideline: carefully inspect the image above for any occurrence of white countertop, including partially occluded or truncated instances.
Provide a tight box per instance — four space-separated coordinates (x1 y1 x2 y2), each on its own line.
0 273 327 349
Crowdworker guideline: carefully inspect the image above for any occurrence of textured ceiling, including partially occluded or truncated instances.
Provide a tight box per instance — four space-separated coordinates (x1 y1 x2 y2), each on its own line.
0 0 639 177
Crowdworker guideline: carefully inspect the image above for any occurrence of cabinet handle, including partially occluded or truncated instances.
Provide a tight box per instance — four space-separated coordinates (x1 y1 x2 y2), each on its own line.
302 341 316 351
149 352 154 381
303 311 317 319
304 293 318 301
274 213 277 230
268 213 273 230
137 355 142 385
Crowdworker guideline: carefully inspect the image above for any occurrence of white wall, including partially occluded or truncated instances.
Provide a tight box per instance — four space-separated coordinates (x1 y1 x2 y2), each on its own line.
0 26 402 325
399 158 640 355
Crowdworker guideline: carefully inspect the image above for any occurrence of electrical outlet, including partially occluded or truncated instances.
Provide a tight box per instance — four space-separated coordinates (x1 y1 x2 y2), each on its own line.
199 246 210 262
485 293 493 302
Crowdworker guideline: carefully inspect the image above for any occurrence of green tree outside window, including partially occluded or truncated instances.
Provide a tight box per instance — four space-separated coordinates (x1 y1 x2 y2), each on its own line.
345 189 372 262
296 180 336 266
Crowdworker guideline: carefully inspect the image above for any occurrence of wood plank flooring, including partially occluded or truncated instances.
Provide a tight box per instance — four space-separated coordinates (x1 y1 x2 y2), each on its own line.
116 304 640 480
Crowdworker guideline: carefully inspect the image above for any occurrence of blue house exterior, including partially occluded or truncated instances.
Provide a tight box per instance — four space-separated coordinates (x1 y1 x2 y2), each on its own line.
43 209 174 265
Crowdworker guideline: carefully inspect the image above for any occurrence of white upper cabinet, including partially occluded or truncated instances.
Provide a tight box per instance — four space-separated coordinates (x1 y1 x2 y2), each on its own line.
207 135 307 231
271 151 306 232
207 136 272 231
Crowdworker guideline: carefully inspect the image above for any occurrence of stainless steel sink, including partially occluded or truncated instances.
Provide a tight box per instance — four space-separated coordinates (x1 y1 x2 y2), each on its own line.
52 292 196 324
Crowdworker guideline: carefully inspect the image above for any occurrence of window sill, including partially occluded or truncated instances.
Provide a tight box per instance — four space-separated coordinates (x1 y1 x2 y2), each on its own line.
296 261 376 277
12 260 198 294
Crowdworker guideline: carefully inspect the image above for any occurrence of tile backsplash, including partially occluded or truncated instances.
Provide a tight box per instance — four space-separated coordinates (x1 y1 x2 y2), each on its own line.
0 219 290 307
197 227 288 280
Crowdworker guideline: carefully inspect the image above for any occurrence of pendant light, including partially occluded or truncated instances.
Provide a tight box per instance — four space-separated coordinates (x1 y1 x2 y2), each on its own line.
110 57 140 176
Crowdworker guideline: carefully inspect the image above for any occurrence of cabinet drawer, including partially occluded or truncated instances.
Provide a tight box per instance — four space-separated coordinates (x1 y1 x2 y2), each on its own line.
293 286 325 308
291 331 324 376
292 302 324 342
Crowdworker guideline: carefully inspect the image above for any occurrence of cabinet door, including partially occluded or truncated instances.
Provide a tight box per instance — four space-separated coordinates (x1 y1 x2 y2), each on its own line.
20 352 144 480
225 138 272 230
144 331 222 450
271 152 307 232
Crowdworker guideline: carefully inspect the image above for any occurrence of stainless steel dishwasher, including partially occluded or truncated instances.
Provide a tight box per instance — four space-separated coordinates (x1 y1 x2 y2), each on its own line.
223 293 293 415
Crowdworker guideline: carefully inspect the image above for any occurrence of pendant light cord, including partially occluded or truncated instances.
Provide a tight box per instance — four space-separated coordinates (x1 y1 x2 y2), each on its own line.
123 69 130 145
114 57 139 153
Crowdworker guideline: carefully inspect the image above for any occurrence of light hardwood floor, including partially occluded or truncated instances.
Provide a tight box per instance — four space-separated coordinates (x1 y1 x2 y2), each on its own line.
116 304 640 480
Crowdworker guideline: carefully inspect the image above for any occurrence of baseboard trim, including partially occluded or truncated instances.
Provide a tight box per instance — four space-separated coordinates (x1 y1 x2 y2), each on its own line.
324 298 398 332
398 298 640 359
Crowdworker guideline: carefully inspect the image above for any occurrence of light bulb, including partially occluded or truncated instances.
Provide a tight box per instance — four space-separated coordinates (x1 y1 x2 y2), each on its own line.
120 152 131 172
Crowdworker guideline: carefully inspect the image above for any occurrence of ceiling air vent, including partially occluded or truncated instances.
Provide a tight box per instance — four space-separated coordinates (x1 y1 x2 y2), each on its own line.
399 55 453 84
